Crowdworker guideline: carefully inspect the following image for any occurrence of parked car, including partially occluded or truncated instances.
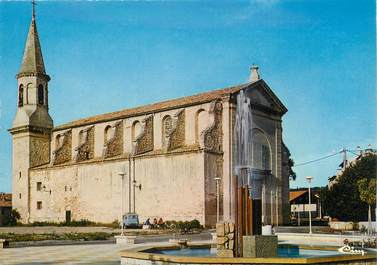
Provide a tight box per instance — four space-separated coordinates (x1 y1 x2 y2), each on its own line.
122 213 141 229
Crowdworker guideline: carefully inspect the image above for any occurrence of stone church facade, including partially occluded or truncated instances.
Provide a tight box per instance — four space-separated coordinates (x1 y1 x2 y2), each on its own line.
10 12 291 227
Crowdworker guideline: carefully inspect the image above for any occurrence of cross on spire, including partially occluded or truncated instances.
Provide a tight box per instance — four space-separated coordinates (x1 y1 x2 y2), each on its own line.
32 0 36 19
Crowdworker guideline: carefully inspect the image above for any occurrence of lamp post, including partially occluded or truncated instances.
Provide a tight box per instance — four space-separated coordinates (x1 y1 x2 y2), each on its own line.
118 171 126 236
306 176 313 235
270 190 274 225
214 177 221 223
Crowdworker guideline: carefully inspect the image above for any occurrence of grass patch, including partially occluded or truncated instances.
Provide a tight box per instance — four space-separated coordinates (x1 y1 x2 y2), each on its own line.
0 232 116 242
15 219 120 228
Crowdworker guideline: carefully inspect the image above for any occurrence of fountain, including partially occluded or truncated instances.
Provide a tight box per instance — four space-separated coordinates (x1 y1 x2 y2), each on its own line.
232 89 277 258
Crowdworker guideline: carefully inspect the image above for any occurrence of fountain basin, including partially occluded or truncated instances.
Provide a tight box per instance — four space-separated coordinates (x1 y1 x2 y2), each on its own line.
120 243 377 265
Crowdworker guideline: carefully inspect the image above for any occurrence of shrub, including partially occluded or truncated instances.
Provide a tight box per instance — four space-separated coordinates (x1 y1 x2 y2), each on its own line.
68 219 96 226
163 219 203 230
3 209 21 226
360 225 367 233
23 219 117 227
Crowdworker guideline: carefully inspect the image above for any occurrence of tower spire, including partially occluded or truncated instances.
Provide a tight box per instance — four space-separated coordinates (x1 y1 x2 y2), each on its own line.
17 0 49 80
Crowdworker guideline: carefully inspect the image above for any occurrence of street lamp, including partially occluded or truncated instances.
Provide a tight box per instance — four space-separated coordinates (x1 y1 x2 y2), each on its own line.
306 176 313 235
118 171 126 236
214 177 221 223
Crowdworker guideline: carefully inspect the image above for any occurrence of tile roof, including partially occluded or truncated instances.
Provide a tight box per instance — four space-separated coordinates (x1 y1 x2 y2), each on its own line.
289 190 307 202
53 81 255 131
0 193 12 208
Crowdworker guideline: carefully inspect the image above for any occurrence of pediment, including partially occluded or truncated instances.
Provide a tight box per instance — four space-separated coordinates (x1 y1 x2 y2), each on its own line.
243 80 287 115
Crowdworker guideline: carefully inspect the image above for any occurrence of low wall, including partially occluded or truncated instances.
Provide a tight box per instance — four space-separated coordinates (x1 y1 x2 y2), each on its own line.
121 255 377 265
329 221 377 231
329 222 355 231
358 221 376 231
120 244 377 265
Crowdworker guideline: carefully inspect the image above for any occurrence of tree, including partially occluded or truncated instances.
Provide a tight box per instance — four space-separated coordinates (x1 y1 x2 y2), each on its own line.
357 178 376 234
322 153 376 221
288 158 297 181
3 209 21 226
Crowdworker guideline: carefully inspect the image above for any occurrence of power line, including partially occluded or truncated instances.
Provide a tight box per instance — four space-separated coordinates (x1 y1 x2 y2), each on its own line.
293 147 375 168
293 152 340 167
345 149 359 156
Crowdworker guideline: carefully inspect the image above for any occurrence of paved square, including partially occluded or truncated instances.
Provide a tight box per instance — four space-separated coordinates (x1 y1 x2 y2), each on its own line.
0 243 126 265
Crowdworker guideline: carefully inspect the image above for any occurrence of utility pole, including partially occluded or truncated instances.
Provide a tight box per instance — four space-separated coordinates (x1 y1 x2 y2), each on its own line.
118 171 126 236
270 190 274 225
128 158 132 213
132 157 141 213
306 176 313 235
298 207 300 226
133 158 136 213
341 147 347 170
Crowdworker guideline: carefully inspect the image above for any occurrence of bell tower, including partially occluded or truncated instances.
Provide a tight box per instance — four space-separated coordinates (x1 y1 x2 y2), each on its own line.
8 1 53 223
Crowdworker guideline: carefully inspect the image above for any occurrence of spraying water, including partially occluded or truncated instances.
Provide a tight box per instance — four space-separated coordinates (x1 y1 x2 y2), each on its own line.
234 90 253 173
234 89 263 200
234 90 253 183
234 89 265 236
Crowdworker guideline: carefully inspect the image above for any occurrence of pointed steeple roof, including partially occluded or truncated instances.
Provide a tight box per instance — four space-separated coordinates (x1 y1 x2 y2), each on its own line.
17 7 49 80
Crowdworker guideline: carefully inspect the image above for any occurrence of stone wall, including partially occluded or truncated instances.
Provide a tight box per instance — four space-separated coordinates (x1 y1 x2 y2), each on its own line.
201 100 223 153
133 115 154 155
216 222 235 257
164 109 185 151
103 121 123 158
75 126 94 162
53 130 72 165
30 134 50 167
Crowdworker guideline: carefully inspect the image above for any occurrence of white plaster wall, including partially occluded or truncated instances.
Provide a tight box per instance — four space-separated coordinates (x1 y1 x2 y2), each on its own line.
185 104 210 146
94 123 107 157
133 153 205 222
12 132 31 222
29 152 206 224
124 119 132 153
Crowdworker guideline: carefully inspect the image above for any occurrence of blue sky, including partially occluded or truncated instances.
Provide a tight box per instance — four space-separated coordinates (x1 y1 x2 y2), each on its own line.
0 0 375 192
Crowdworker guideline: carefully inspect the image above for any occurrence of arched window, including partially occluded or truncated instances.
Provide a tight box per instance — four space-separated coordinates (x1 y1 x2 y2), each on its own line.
26 83 33 104
55 134 61 150
132 121 141 141
38 85 44 105
104 125 112 144
78 130 85 145
195 109 207 143
18 84 24 107
251 129 271 170
162 115 172 144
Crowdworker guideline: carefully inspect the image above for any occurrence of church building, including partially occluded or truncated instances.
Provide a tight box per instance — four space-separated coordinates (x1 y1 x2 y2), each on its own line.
10 8 291 226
